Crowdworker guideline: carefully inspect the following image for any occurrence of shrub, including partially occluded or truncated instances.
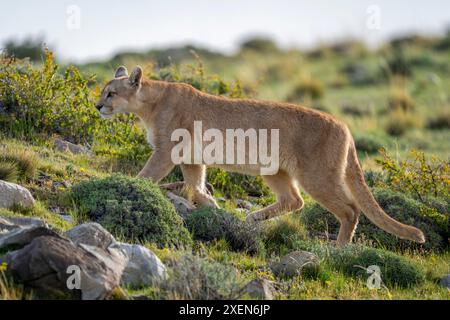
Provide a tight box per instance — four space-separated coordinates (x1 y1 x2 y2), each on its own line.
0 147 38 181
340 104 372 117
0 162 18 182
71 174 192 247
239 37 279 53
388 88 415 112
327 245 425 288
162 252 241 299
354 134 386 155
376 149 449 202
301 188 447 252
385 111 421 136
426 112 450 130
186 207 264 254
262 214 308 255
287 76 324 102
382 48 413 78
340 63 379 86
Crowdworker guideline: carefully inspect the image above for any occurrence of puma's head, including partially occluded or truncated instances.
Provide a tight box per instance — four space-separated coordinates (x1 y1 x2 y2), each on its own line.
96 66 143 118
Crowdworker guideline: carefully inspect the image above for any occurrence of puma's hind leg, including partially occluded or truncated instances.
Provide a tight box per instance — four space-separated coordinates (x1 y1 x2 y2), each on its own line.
246 170 304 223
181 164 219 208
297 172 360 246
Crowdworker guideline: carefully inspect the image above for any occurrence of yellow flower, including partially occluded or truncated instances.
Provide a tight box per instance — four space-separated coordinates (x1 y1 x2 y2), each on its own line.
0 262 8 272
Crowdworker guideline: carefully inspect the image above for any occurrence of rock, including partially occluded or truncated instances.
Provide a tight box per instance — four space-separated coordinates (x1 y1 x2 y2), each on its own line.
1 216 48 228
270 250 319 278
440 274 450 288
2 236 125 300
65 222 116 250
166 192 196 218
241 278 278 300
0 216 16 232
60 215 74 224
235 199 253 210
114 243 167 288
54 138 92 155
0 180 35 209
0 223 60 249
66 222 167 288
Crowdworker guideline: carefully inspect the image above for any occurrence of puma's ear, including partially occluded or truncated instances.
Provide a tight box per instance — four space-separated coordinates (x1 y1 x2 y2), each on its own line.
129 66 143 87
115 66 128 78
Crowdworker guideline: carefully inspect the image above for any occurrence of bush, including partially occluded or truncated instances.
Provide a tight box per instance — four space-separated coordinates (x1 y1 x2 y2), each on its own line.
262 214 308 255
186 207 264 254
301 188 447 252
327 245 425 288
0 162 18 182
287 76 324 102
354 134 386 155
388 88 415 112
376 149 450 203
385 111 421 136
426 112 450 130
71 174 192 247
0 147 38 182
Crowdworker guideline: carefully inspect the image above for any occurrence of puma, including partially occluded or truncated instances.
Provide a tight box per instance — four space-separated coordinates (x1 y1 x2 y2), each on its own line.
95 66 425 246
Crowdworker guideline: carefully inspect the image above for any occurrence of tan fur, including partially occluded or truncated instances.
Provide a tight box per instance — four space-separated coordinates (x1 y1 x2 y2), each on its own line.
96 66 426 246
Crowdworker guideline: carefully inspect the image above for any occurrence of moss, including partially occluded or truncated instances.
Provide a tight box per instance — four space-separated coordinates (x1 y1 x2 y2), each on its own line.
71 174 192 247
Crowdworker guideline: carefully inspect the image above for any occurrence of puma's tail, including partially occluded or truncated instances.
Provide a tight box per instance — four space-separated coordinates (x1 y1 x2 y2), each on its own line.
345 142 425 243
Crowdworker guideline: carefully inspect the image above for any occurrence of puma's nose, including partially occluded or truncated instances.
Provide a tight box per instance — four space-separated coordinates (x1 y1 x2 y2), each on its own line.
96 104 103 111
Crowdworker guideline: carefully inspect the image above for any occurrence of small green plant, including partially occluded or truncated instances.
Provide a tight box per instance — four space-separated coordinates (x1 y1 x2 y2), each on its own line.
71 174 192 247
161 252 242 300
186 207 264 254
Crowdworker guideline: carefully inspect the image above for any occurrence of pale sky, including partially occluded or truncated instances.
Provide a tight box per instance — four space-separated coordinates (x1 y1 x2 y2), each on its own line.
1 0 449 63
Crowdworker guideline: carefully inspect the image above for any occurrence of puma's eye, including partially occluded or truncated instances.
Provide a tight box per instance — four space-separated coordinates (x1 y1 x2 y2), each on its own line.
107 92 116 98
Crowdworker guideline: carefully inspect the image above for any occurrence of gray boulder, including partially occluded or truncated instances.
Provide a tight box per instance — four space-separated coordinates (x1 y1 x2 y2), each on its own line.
54 138 92 155
114 243 167 288
166 191 196 218
2 236 125 300
0 180 35 209
241 278 278 300
65 222 116 250
66 222 167 288
0 216 58 249
270 250 319 278
440 274 450 288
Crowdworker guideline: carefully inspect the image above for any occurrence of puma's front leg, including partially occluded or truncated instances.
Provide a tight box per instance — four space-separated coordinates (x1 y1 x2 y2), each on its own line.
137 149 175 183
181 164 219 208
